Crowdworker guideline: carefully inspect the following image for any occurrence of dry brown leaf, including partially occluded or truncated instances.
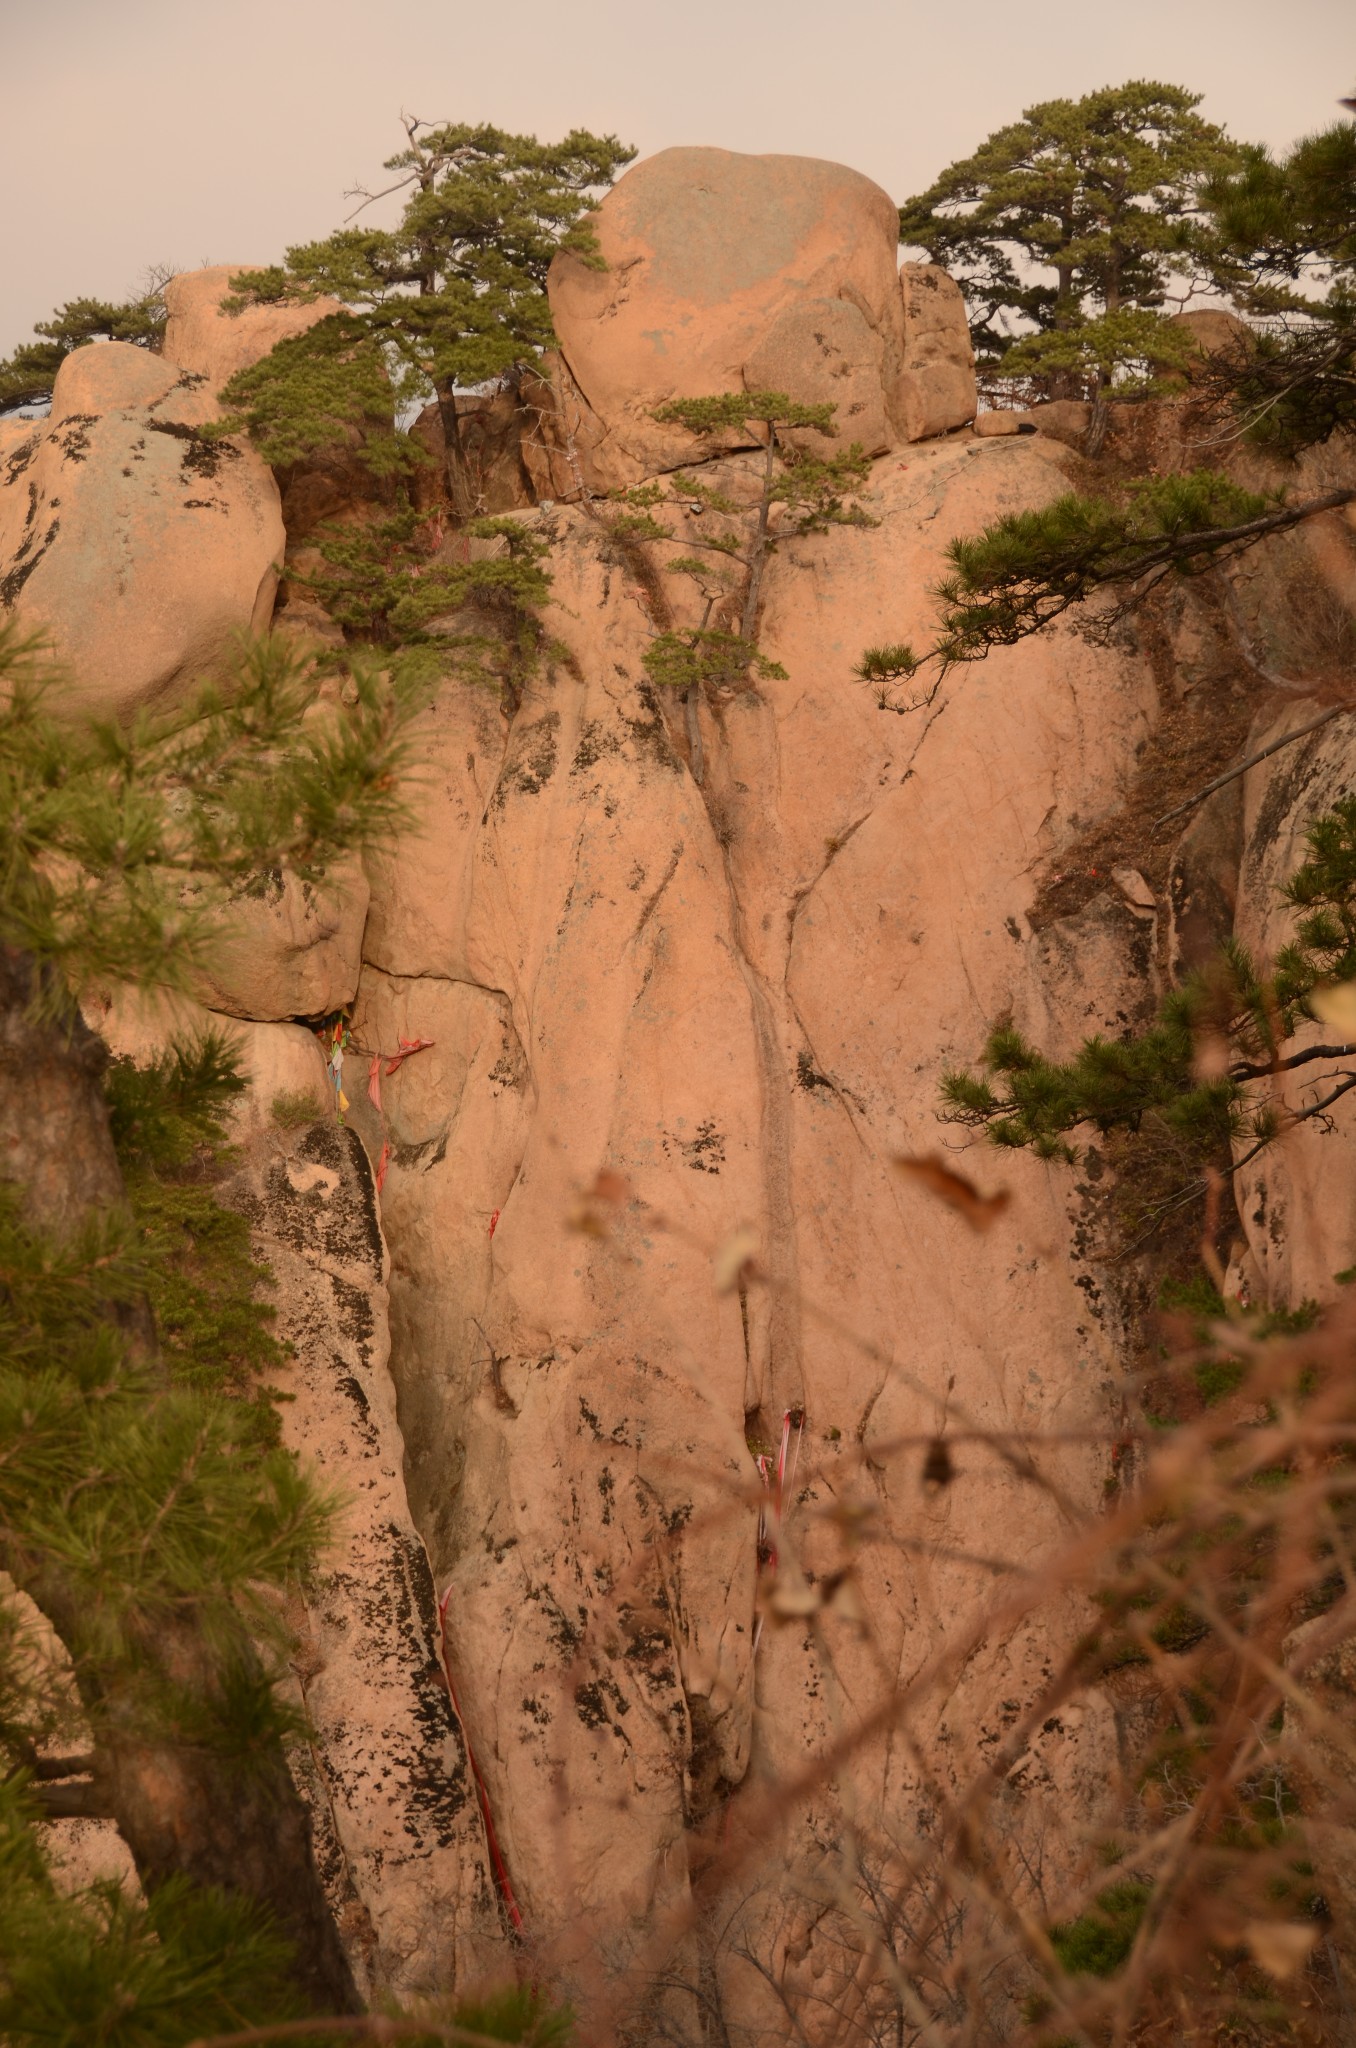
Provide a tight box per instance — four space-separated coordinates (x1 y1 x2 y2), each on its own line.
893 1153 1011 1231
566 1168 633 1236
766 1571 820 1620
1310 979 1356 1037
1243 1919 1318 1980
713 1228 759 1294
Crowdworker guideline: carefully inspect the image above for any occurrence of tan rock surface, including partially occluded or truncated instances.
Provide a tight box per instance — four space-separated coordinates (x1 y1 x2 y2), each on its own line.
345 428 1154 2014
1016 397 1093 445
1166 306 1253 376
83 983 333 1137
161 265 340 396
543 147 910 489
897 261 977 440
189 860 371 1023
0 341 283 720
742 298 892 455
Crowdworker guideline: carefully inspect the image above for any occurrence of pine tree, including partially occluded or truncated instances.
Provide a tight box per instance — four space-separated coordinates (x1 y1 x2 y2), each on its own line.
940 801 1356 1223
212 119 633 514
858 468 1356 707
607 393 873 780
0 623 424 2024
898 81 1250 434
1195 116 1356 453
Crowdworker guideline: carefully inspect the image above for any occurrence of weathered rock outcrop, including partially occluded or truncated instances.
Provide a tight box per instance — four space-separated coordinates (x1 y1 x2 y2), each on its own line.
190 861 371 1023
222 1120 501 2001
1233 703 1356 1306
896 261 978 441
161 264 340 396
336 427 1153 2024
0 340 282 718
531 146 975 497
8 141 1356 2040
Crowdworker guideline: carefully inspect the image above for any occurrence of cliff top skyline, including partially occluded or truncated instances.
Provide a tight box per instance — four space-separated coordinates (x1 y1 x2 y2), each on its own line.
4 0 1350 356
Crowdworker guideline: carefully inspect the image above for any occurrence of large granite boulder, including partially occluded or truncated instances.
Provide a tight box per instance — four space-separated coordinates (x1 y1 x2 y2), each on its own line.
533 147 974 495
161 263 339 397
0 340 283 719
896 260 978 440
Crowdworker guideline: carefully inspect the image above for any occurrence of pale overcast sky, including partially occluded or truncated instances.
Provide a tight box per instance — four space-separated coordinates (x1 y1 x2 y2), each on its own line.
2 0 1352 354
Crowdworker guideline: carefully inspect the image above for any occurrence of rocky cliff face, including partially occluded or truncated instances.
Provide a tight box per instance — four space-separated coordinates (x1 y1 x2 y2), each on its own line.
4 145 1354 2041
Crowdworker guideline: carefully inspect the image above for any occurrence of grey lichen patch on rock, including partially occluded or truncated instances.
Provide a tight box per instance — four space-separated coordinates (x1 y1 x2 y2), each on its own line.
221 1118 501 2001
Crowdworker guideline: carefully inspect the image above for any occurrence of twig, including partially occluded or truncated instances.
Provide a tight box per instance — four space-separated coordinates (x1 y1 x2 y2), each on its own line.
189 2020 518 2048
1150 701 1349 831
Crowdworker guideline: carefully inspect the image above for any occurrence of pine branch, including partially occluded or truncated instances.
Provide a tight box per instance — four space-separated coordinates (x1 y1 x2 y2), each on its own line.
26 1776 114 1821
1151 703 1349 830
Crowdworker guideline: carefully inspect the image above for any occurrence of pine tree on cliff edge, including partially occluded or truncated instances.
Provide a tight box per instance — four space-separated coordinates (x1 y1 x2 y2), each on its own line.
899 81 1252 442
212 117 634 516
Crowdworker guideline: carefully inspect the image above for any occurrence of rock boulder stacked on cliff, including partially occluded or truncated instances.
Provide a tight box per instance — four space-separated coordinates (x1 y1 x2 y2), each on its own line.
3 140 1355 2037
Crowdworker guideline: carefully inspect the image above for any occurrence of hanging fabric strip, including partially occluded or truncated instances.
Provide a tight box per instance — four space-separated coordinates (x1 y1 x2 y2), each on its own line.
436 1586 525 1936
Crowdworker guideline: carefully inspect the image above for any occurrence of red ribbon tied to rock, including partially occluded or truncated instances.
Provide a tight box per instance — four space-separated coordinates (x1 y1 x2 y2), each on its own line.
366 1036 436 1113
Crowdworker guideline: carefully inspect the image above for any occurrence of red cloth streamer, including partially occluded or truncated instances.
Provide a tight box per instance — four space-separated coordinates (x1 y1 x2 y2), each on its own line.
374 1141 392 1194
488 1209 500 1238
367 1036 436 1114
437 1586 524 1935
385 1035 435 1074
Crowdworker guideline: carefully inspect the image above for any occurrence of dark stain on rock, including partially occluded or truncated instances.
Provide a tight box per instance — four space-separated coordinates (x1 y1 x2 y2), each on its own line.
670 1118 725 1174
575 1673 631 1737
145 415 238 483
796 1049 832 1091
492 709 559 807
3 434 40 484
56 412 98 463
374 1522 477 1839
0 516 59 608
624 679 681 774
572 717 622 774
579 1397 605 1441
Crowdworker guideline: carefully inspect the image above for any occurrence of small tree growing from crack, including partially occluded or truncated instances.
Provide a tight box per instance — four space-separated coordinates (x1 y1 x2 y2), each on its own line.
606 392 873 783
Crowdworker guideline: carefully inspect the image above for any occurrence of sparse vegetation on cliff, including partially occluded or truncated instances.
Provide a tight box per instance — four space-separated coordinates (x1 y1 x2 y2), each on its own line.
942 794 1356 1175
211 119 633 512
609 390 874 779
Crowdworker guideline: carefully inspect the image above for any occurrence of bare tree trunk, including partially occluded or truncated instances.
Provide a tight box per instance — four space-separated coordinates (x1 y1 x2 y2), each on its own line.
739 432 779 645
435 384 476 523
0 944 361 2018
683 685 704 786
1085 375 1111 458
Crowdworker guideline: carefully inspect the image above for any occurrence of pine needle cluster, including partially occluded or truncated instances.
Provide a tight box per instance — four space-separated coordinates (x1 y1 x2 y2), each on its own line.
0 1026 330 2041
0 281 168 415
856 468 1352 705
0 624 422 1002
942 799 1356 1170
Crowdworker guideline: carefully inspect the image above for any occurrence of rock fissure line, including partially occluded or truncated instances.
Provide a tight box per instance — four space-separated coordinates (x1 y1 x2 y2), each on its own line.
435 1584 525 1937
